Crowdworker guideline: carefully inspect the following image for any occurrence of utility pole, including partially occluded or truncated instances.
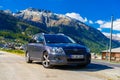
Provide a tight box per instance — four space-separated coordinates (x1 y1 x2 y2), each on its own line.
109 16 114 62
106 44 109 60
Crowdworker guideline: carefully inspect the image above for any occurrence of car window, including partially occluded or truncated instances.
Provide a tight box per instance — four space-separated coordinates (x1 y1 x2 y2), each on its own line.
44 35 76 44
34 34 44 42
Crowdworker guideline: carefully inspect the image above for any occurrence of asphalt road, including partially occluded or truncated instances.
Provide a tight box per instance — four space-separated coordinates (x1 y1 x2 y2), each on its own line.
0 51 120 80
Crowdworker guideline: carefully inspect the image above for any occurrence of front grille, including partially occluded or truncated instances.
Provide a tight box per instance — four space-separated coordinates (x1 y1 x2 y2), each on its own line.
64 49 86 55
63 49 86 62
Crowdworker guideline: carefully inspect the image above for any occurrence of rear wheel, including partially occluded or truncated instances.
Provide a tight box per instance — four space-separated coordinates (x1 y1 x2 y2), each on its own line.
42 53 52 68
25 52 32 63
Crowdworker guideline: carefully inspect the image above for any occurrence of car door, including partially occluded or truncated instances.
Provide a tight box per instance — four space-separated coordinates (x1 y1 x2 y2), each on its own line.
27 38 37 60
30 34 45 60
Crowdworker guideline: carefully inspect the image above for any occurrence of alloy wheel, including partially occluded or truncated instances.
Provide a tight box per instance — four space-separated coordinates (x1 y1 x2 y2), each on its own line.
42 53 51 68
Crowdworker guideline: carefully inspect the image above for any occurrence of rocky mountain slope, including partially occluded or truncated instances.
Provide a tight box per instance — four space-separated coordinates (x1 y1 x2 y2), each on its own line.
0 10 41 44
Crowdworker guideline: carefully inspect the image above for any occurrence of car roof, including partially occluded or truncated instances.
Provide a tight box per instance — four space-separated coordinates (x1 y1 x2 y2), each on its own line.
35 33 64 36
34 33 66 37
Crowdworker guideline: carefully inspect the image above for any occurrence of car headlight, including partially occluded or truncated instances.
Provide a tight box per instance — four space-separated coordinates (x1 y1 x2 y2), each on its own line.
86 48 90 53
50 47 65 54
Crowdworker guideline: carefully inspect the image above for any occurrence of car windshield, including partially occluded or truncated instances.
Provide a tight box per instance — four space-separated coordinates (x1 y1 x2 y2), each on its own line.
44 35 76 44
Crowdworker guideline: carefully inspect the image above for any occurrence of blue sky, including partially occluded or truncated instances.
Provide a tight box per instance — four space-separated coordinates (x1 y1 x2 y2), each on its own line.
0 0 120 38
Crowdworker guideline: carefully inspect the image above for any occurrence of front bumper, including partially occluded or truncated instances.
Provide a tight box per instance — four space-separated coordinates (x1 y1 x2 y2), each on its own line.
48 53 91 65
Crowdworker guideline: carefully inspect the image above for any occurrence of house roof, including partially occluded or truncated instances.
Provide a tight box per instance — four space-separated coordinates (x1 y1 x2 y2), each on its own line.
102 47 120 53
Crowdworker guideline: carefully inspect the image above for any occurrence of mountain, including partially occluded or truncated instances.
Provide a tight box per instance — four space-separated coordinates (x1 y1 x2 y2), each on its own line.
0 10 42 44
0 8 120 53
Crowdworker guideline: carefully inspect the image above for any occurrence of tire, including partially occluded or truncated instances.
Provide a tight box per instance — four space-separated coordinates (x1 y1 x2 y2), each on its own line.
25 52 32 63
42 53 52 68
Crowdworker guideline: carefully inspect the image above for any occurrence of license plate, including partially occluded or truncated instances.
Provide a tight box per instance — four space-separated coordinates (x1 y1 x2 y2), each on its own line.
71 55 84 59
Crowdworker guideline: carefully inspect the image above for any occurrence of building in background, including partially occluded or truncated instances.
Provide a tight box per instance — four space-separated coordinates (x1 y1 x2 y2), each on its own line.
102 47 120 62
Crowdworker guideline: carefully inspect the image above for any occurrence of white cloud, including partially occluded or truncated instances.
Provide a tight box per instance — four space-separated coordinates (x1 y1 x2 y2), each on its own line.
89 20 93 24
103 32 120 41
101 19 120 30
84 17 88 22
96 19 120 31
97 28 102 31
65 12 87 22
115 33 120 38
95 20 105 24
102 32 110 37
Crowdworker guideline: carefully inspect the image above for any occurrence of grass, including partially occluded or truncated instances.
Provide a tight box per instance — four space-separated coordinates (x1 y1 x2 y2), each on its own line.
117 76 120 78
0 48 25 56
107 79 114 80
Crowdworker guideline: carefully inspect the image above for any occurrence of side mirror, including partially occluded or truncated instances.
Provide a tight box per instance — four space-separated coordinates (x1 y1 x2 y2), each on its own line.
29 39 36 43
77 41 85 45
76 41 81 44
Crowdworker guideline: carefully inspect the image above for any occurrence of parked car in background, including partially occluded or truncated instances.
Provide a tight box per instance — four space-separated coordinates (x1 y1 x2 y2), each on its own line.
25 33 91 68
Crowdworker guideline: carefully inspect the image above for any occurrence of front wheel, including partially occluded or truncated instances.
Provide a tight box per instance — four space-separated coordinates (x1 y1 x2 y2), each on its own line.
25 52 32 63
42 53 52 68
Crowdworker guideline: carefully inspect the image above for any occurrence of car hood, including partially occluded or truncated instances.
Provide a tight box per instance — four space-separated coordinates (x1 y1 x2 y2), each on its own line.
46 43 86 49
